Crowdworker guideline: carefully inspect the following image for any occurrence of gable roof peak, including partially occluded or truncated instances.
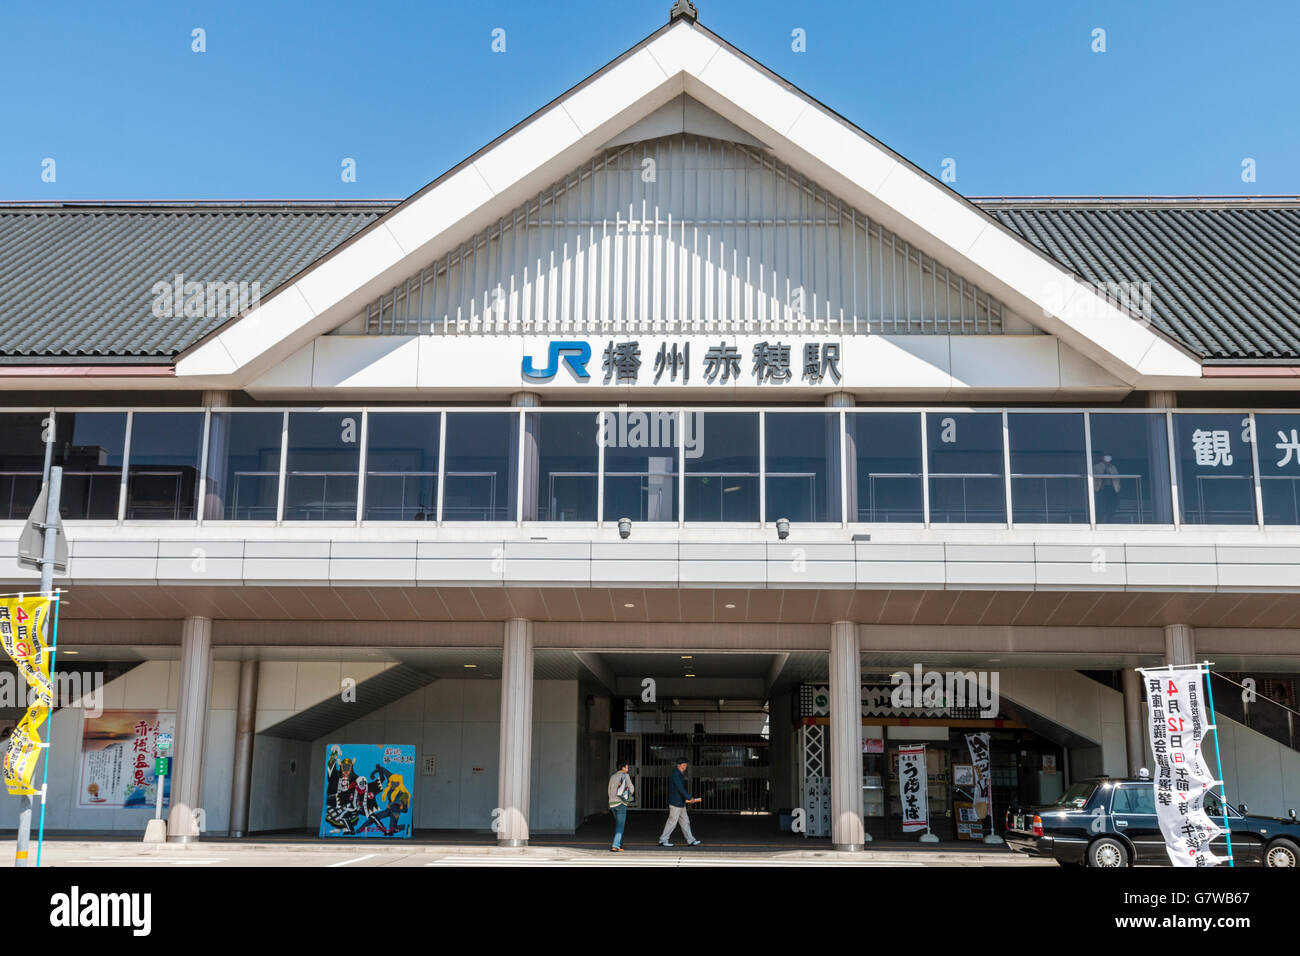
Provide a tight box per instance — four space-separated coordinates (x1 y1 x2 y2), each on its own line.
669 1 699 24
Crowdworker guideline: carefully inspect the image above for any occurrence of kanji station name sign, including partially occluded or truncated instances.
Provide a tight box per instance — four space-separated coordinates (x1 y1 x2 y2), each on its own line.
521 338 842 385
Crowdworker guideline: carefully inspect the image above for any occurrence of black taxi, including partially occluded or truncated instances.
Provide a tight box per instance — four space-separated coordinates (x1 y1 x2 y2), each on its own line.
1004 775 1300 867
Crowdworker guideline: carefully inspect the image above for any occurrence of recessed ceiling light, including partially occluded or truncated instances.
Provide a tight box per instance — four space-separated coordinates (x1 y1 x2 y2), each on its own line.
724 603 736 609
60 649 78 655
681 655 692 660
463 663 477 668
685 673 696 678
623 603 635 608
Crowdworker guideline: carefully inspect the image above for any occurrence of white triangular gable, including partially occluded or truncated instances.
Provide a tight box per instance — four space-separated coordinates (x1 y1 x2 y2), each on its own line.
176 17 1201 389
331 133 1014 339
603 93 765 149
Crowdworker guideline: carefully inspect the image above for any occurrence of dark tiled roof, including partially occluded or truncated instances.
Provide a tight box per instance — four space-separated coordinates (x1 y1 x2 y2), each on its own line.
979 199 1300 362
0 203 392 360
3 198 1300 364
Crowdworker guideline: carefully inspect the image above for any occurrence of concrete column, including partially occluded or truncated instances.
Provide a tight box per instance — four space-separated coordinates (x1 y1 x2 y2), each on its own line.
510 392 540 521
201 390 235 408
1122 668 1147 775
825 392 856 522
168 616 213 843
1143 392 1179 524
227 659 259 838
497 618 534 846
202 391 234 520
828 621 865 850
1164 623 1195 666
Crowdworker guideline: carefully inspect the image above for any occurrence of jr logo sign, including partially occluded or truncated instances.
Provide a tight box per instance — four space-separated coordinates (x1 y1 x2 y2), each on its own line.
521 341 591 382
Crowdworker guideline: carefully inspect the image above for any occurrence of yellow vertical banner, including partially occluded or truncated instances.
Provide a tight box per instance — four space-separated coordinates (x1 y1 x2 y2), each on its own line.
0 596 54 796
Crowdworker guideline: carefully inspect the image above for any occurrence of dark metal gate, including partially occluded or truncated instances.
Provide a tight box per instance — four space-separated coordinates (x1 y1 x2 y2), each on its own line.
612 732 771 812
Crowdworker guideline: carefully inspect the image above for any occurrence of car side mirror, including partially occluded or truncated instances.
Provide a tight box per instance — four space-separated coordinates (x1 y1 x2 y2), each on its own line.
1237 803 1249 815
1288 809 1296 822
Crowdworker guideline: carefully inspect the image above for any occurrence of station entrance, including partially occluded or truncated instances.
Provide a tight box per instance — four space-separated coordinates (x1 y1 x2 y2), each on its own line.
610 729 771 813
581 651 1112 849
17 639 1143 848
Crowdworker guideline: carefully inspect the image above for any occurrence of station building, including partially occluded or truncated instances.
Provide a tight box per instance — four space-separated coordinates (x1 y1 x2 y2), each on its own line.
2 4 1298 847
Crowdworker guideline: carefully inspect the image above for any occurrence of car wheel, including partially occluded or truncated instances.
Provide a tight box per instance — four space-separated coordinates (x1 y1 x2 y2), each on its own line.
1088 837 1129 868
1264 838 1299 868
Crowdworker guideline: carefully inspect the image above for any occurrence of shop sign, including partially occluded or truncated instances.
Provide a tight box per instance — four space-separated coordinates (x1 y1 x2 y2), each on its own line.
798 679 998 719
897 746 928 833
964 732 991 821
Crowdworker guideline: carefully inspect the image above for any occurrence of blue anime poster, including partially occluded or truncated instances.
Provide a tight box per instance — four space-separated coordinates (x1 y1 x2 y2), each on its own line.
319 744 415 838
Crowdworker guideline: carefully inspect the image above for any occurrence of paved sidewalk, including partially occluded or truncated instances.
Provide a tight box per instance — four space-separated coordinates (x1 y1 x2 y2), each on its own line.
5 837 1050 867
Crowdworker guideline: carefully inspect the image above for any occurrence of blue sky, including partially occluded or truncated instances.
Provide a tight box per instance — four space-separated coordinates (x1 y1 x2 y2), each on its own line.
2 0 1296 200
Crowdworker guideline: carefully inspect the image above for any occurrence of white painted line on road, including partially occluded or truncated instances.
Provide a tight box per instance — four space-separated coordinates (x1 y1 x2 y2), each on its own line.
67 858 225 865
327 853 378 867
423 855 923 867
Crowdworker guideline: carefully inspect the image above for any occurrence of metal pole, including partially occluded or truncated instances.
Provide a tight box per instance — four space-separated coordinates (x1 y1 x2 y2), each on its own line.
15 464 61 867
34 593 60 868
1202 663 1235 868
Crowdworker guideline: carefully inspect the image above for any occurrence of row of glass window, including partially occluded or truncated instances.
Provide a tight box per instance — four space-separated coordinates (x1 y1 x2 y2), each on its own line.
0 408 1296 526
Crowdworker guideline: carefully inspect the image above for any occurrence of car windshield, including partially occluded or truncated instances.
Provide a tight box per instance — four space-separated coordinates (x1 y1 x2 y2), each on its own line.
1052 781 1097 809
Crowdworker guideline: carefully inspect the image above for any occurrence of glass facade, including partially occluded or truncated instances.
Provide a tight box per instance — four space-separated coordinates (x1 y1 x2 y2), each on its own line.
685 412 759 522
126 412 204 520
364 412 441 521
284 412 362 520
0 412 48 519
6 404 1292 528
1173 413 1256 525
1088 413 1173 525
765 412 841 523
530 412 598 521
442 412 517 521
602 409 679 522
55 412 127 519
1258 413 1300 525
1008 413 1088 524
850 413 923 522
927 412 1005 523
205 412 283 520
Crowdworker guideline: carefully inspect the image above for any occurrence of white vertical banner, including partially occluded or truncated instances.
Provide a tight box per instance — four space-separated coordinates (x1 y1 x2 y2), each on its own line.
965 732 991 821
897 745 928 833
1137 665 1228 867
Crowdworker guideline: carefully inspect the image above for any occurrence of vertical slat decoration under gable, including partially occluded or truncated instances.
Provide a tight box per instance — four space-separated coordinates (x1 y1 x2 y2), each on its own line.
362 134 1006 336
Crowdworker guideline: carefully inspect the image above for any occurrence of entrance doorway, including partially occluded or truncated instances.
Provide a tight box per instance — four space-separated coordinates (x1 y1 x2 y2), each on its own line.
610 730 770 812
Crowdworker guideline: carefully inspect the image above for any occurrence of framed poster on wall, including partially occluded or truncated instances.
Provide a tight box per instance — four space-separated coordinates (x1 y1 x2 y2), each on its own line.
319 743 416 838
77 710 175 809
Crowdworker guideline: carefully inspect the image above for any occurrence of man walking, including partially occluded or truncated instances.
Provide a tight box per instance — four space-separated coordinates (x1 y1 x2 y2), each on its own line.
658 758 702 847
608 759 634 852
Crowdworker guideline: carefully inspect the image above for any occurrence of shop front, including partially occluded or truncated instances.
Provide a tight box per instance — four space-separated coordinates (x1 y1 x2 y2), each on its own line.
799 680 1065 841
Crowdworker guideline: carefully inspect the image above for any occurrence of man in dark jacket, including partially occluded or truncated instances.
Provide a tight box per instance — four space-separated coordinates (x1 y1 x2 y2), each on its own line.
658 759 702 847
